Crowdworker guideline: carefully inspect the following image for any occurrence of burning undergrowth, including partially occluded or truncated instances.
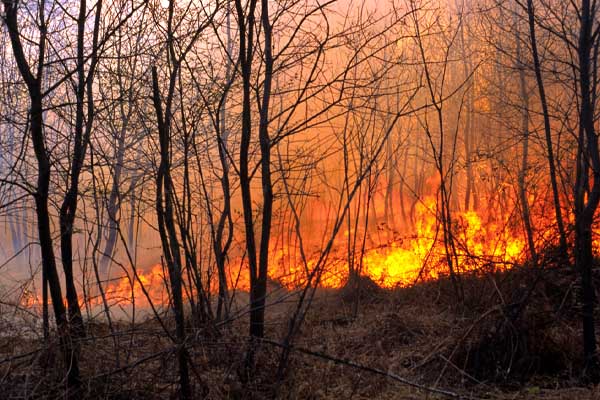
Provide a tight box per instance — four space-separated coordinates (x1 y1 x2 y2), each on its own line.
14 193 536 317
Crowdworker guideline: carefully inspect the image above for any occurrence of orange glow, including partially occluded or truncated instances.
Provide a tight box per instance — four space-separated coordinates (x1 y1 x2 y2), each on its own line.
102 264 169 308
18 193 600 312
274 196 526 289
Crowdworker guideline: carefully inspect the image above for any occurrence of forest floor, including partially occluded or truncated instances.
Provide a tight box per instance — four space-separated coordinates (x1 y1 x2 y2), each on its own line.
2 265 600 399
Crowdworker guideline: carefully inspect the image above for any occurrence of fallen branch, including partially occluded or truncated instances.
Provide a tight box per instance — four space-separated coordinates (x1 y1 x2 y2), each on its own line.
260 337 469 399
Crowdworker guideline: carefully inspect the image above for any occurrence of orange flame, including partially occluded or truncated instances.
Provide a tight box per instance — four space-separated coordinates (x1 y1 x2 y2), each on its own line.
18 193 600 312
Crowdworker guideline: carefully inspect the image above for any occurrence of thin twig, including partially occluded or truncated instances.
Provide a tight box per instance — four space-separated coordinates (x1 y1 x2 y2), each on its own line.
260 337 469 399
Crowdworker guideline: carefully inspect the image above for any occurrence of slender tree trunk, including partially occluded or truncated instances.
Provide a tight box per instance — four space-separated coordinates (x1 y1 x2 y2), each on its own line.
233 0 261 342
99 124 128 274
127 175 140 249
458 13 476 212
42 269 49 340
251 0 274 340
59 0 103 338
516 9 537 262
526 0 568 257
151 65 192 400
574 0 600 377
212 6 234 320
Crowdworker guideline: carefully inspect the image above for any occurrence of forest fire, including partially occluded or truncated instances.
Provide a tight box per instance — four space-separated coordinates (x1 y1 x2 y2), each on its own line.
72 194 531 309
4 0 600 397
101 264 169 308
14 172 583 318
18 188 587 316
274 196 528 289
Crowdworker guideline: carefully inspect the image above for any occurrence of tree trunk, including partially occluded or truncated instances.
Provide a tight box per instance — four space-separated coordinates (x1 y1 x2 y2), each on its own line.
151 61 192 400
526 0 568 257
516 8 537 262
2 0 80 387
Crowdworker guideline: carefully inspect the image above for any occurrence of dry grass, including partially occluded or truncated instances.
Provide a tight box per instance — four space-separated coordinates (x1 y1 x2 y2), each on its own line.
1 266 599 399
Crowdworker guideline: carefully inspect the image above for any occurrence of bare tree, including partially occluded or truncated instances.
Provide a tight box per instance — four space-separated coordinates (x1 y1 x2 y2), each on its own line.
1 0 80 386
149 1 217 396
